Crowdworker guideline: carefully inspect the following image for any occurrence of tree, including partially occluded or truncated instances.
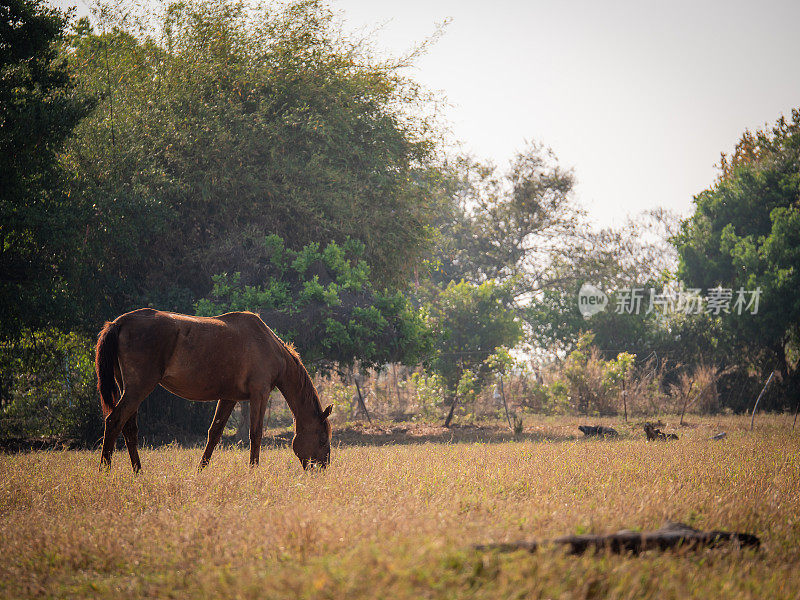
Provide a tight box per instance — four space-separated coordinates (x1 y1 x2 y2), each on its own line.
484 346 524 429
195 236 433 374
63 0 446 325
428 144 578 290
524 210 680 355
675 110 800 408
0 0 95 339
425 280 522 425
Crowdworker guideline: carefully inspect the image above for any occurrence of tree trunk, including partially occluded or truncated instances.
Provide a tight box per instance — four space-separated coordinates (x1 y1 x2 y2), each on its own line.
444 394 458 428
499 377 512 430
621 379 628 422
353 375 372 424
392 364 403 412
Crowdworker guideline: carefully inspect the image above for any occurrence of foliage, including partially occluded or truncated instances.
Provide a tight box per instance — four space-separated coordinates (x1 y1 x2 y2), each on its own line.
0 329 101 442
7 0 798 443
408 371 445 419
195 236 433 372
483 346 518 377
559 333 614 415
675 109 800 408
428 144 578 290
454 369 479 418
548 333 638 415
524 210 680 355
425 280 522 393
0 0 95 339
604 351 636 387
61 0 445 325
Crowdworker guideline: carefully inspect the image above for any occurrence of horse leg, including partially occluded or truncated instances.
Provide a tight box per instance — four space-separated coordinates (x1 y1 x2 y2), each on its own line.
199 399 237 470
249 396 268 466
122 411 141 474
100 381 154 471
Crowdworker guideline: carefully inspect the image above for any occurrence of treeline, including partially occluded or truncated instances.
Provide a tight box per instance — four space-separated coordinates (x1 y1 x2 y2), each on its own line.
1 0 798 443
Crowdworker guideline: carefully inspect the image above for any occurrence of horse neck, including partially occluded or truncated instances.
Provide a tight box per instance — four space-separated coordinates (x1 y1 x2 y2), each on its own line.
277 354 321 432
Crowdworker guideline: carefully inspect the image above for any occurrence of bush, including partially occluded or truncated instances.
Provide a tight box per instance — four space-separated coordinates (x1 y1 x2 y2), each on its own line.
0 330 102 444
410 372 445 420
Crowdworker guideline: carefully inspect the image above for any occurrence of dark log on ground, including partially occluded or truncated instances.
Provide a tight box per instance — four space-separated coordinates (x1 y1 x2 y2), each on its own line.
578 425 618 437
474 521 759 555
644 423 679 441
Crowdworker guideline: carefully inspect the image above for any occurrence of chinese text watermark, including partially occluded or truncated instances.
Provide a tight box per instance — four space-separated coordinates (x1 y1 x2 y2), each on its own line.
577 284 761 318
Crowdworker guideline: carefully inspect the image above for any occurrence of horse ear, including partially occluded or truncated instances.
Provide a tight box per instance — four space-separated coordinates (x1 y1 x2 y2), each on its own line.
321 404 333 420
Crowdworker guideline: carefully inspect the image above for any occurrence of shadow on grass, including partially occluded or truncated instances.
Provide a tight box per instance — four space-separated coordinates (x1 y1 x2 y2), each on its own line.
260 422 587 448
1 421 638 453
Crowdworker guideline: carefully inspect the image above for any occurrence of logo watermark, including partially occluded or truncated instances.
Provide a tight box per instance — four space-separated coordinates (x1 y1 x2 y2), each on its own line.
578 283 608 317
576 284 761 318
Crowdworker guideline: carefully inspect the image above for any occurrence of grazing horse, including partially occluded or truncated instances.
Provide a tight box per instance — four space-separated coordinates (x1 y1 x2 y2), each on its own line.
94 309 332 472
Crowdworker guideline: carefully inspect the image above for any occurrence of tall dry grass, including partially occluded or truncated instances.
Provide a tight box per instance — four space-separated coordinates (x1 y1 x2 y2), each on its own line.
0 415 798 599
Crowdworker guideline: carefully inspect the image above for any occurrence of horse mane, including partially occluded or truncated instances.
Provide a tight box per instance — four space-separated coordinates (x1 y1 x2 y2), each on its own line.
281 341 323 418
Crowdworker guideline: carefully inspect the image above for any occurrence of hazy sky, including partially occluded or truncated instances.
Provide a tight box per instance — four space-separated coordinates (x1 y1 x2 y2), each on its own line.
58 0 800 226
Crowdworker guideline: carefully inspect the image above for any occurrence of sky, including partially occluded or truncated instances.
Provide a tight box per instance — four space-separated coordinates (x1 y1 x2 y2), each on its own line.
57 0 800 226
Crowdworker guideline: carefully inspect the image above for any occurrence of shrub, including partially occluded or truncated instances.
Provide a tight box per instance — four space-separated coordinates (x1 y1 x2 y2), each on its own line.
0 330 102 444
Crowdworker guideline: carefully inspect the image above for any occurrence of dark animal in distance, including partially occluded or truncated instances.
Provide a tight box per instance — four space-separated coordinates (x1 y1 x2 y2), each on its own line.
578 425 619 437
95 309 332 473
644 422 678 441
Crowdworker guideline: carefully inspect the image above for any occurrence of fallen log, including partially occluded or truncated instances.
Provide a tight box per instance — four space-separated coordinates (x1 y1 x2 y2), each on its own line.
474 521 759 555
578 425 619 437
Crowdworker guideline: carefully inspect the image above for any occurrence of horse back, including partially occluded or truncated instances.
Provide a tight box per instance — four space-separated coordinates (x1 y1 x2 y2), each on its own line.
112 309 182 373
116 310 281 401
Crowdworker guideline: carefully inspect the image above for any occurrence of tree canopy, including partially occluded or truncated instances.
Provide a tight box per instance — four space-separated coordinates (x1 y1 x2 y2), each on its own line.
675 110 800 393
61 0 444 326
195 236 432 373
0 0 94 339
426 279 522 392
4 0 799 443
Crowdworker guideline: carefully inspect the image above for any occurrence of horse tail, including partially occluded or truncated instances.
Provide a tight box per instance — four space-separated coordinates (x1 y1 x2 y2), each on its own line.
95 320 120 418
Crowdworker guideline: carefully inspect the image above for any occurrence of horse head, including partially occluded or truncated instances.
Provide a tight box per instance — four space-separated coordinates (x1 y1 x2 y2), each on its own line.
292 404 333 470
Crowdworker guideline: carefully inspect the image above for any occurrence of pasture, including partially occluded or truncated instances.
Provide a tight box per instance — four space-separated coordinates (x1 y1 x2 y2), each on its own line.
1 415 798 599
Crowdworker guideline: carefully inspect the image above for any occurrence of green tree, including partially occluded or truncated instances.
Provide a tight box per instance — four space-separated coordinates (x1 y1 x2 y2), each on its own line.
675 110 800 408
524 210 680 356
0 330 100 442
195 236 433 373
0 0 94 339
425 280 522 425
64 0 445 324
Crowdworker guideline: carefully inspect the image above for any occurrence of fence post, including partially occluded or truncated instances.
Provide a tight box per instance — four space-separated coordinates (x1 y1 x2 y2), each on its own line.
750 371 775 431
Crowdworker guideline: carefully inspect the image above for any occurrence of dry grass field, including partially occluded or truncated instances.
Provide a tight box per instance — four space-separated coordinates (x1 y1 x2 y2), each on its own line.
1 414 799 599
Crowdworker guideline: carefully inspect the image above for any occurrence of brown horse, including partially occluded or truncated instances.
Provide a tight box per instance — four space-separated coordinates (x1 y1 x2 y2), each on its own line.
95 308 332 472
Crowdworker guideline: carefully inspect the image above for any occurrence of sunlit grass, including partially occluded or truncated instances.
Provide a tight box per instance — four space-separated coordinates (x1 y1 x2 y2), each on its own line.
1 415 798 598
